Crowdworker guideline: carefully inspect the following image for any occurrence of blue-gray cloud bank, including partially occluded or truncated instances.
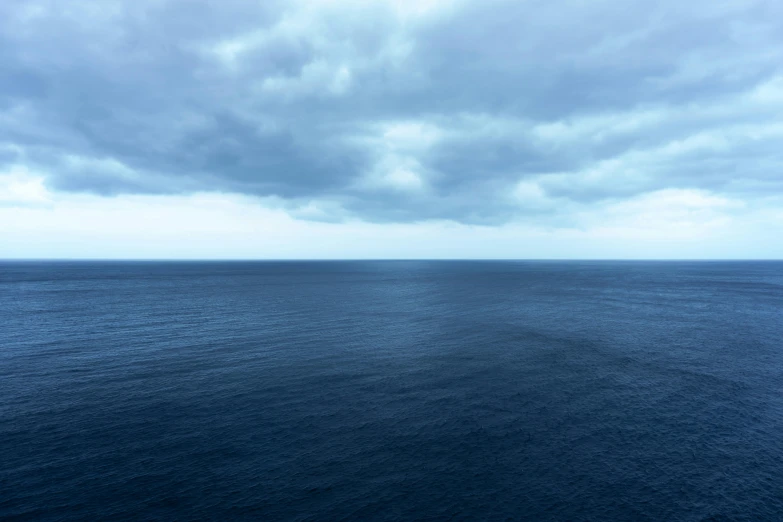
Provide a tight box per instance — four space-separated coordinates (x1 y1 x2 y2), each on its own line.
2 0 782 223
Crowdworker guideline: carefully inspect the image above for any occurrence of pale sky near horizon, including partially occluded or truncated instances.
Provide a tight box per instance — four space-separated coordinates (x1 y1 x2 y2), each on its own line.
2 0 782 259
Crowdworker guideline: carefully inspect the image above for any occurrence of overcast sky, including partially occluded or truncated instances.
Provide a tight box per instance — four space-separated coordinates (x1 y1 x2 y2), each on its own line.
1 0 782 258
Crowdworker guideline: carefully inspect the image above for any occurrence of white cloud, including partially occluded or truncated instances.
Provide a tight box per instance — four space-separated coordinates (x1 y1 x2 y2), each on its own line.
353 120 444 193
358 154 429 193
511 181 554 210
381 121 443 150
0 167 51 206
384 167 426 191
583 189 745 240
1 190 780 259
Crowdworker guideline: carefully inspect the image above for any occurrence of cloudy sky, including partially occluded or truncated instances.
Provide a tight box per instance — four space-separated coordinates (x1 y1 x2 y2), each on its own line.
1 0 782 258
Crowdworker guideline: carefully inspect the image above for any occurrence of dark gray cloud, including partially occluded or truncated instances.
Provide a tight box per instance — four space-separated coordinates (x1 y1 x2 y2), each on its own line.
2 0 783 222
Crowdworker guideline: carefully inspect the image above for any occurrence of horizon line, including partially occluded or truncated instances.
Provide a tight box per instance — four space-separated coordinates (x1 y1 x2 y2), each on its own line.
2 258 782 262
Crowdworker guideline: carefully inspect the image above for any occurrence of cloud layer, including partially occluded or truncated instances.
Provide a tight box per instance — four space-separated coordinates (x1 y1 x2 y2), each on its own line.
2 0 783 227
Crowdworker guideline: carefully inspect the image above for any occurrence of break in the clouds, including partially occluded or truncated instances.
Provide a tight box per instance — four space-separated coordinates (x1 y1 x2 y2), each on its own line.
1 0 783 253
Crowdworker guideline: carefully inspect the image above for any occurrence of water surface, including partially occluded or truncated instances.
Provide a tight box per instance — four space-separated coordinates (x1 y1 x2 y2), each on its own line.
2 261 782 520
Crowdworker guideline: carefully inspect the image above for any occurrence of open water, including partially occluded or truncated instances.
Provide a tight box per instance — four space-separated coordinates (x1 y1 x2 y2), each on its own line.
1 261 782 520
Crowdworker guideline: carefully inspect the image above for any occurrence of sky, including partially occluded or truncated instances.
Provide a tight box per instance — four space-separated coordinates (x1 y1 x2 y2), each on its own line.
1 0 782 259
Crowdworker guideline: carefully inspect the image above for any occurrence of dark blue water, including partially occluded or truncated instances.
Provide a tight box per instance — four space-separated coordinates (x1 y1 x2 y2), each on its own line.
2 261 782 521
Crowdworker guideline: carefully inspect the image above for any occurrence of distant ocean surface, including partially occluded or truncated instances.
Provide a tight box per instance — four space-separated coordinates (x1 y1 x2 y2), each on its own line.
2 261 782 521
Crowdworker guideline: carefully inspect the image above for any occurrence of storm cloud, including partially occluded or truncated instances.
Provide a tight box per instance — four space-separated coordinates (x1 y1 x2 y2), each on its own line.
2 0 783 224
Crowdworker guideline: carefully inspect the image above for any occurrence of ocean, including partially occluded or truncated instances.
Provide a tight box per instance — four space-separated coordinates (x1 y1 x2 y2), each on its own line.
1 261 782 520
